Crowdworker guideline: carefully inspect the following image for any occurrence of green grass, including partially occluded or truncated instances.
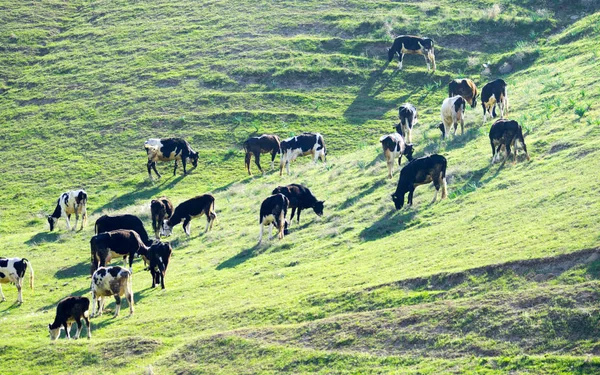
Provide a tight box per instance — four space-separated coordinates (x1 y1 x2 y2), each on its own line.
1 0 599 373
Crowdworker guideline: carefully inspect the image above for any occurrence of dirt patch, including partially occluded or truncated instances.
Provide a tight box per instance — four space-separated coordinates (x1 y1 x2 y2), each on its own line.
101 337 162 362
547 142 573 154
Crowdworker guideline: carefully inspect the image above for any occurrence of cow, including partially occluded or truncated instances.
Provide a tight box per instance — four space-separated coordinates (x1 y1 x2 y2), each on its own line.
91 266 134 317
391 154 448 210
90 229 148 275
379 133 414 178
0 257 34 304
138 242 172 289
243 134 281 175
279 132 326 176
387 35 436 72
161 194 217 237
489 119 530 164
144 137 199 179
272 184 324 224
258 194 290 244
151 197 174 239
95 214 153 246
396 103 418 143
481 78 508 123
449 78 478 108
48 296 91 340
438 96 466 139
47 190 88 232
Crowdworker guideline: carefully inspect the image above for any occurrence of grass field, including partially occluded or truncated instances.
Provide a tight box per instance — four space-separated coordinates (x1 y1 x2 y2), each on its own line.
1 0 599 374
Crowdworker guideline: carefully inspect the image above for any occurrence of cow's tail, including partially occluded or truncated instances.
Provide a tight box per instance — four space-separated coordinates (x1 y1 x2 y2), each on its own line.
441 158 448 199
23 259 34 291
90 237 97 276
448 82 453 98
504 86 509 114
94 220 98 235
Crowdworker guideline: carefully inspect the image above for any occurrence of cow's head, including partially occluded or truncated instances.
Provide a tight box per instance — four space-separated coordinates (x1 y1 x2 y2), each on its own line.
391 192 406 210
313 201 325 216
471 94 478 109
421 38 434 51
387 48 395 62
437 122 446 139
189 151 199 168
161 220 174 237
47 216 57 231
404 144 415 161
48 323 62 341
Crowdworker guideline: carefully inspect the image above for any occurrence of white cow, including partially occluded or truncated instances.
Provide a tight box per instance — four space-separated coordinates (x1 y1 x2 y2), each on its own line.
279 132 326 176
438 96 466 139
91 266 134 318
47 189 88 231
0 257 34 304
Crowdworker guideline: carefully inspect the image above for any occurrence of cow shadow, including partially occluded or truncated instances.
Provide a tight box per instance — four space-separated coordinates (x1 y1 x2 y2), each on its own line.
339 179 386 210
25 232 60 246
359 208 417 241
216 244 265 270
54 261 89 279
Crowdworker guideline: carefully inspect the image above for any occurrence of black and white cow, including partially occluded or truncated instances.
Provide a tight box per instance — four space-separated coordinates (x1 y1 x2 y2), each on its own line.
48 296 91 340
391 154 448 209
0 257 34 304
396 103 418 143
258 194 290 244
144 137 199 179
47 190 88 232
489 119 530 164
95 214 153 246
279 132 326 176
379 133 414 178
138 242 172 289
387 35 436 72
243 134 281 175
438 96 466 139
91 266 134 317
272 184 324 224
481 78 508 123
151 197 173 239
449 78 478 108
90 229 148 275
162 194 217 237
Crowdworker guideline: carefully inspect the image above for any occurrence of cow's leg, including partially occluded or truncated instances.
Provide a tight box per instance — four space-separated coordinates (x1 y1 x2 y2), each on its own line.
150 269 156 288
245 153 252 175
74 319 82 339
286 157 291 175
173 159 178 176
204 213 211 233
432 175 441 203
126 289 134 316
297 208 302 224
113 294 121 317
84 316 91 339
279 156 286 176
183 217 191 236
429 51 436 72
289 207 296 224
267 223 274 241
258 222 265 244
278 211 285 239
270 150 277 170
74 207 80 233
494 144 503 163
65 322 72 339
151 161 161 179
209 211 216 231
387 158 393 179
147 160 153 179
452 114 458 136
159 271 165 290
64 211 72 231
398 53 404 70
460 115 464 136
254 153 263 174
407 188 415 207
490 139 496 162
182 158 188 175
0 284 5 302
128 254 134 273
91 292 98 317
16 277 23 303
424 54 430 71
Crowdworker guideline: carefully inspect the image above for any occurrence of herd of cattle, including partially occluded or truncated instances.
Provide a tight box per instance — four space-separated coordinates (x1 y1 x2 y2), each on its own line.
0 35 531 341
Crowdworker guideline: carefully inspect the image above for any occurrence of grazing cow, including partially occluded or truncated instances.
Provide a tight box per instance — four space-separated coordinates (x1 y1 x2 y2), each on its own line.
258 194 290 244
138 242 172 289
387 35 436 72
449 78 478 108
489 119 530 164
162 194 217 237
396 103 418 143
481 78 508 123
279 132 326 176
272 184 324 224
0 257 34 304
438 96 466 139
150 197 174 239
95 214 153 246
91 266 134 317
47 190 88 232
243 134 281 175
144 137 199 179
379 133 414 179
48 296 91 340
391 154 448 209
90 230 148 275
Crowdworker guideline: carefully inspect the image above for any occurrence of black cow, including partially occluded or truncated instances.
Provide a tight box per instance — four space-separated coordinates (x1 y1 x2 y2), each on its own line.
144 137 199 179
379 133 414 178
489 119 530 164
0 257 34 304
48 296 91 340
391 155 448 209
449 79 478 108
258 194 290 244
396 103 418 143
151 197 173 239
387 35 436 72
162 194 217 237
243 134 281 175
481 79 508 123
95 214 153 246
90 229 148 275
139 242 172 289
272 184 324 224
279 132 327 176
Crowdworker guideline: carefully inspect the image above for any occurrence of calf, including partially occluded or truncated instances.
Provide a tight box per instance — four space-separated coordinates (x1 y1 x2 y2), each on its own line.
48 296 91 340
151 197 174 239
144 137 199 179
387 35 436 72
47 190 88 232
489 119 530 164
162 194 217 237
258 194 290 244
391 154 447 209
379 133 414 178
438 96 466 139
279 132 326 176
91 266 134 317
396 103 418 143
95 214 153 246
481 78 508 123
138 242 172 289
243 134 281 175
0 257 34 304
90 230 147 275
449 78 478 108
272 184 324 224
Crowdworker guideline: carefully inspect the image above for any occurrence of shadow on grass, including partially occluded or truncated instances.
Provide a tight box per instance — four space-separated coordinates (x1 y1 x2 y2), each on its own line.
339 179 386 210
216 242 285 270
359 208 417 241
25 232 61 246
55 261 89 279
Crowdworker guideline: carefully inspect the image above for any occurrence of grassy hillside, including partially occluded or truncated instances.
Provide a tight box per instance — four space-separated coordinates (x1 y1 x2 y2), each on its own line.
1 0 599 374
